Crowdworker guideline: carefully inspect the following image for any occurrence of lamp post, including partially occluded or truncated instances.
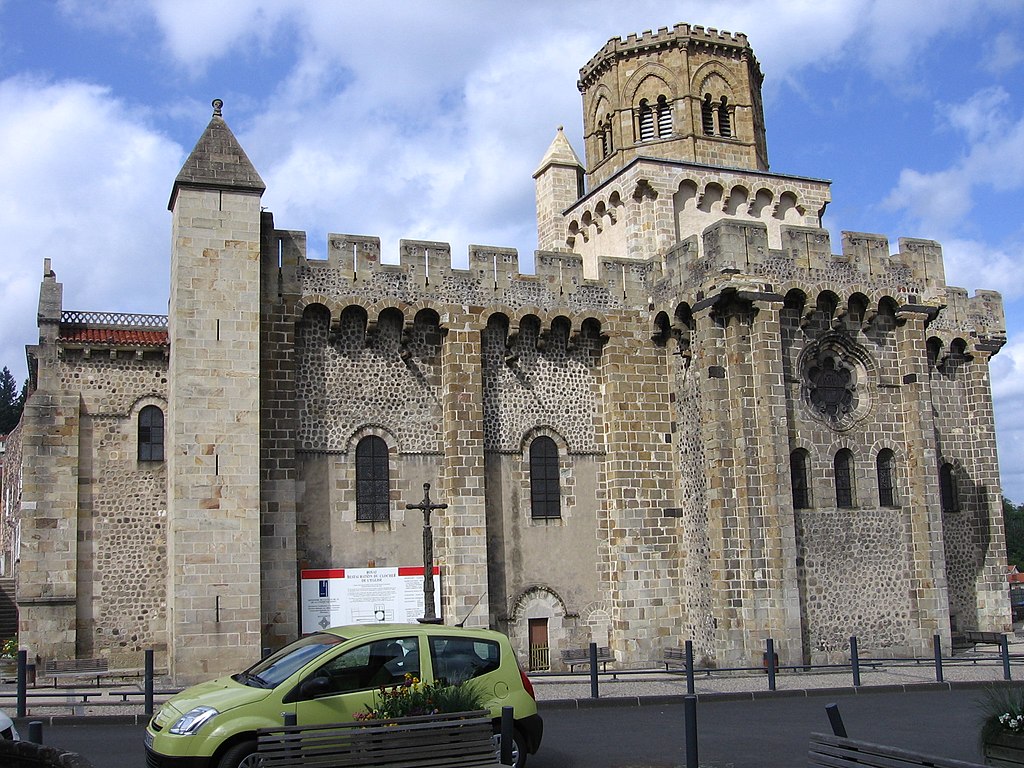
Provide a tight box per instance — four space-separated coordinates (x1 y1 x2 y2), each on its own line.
406 482 447 624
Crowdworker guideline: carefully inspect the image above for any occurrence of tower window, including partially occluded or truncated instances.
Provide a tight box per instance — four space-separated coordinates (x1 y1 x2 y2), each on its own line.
638 99 656 142
939 462 959 512
718 96 732 138
790 449 811 510
356 435 390 522
529 436 561 519
138 405 164 462
599 116 613 159
834 449 855 509
877 449 897 507
701 94 715 135
656 96 673 137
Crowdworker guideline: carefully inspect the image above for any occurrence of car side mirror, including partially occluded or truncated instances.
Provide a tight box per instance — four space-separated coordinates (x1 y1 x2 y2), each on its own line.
300 675 332 698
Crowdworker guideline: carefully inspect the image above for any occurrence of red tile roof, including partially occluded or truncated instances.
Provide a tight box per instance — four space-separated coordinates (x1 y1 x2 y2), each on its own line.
59 328 168 346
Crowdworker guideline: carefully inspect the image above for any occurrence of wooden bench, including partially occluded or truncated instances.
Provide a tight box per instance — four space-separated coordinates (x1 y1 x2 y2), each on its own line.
663 647 687 669
257 709 502 767
965 630 1005 647
560 647 612 672
808 732 984 768
39 658 109 687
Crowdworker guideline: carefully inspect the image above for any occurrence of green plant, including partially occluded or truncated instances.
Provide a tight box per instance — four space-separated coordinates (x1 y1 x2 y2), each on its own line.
978 686 1024 745
354 673 486 721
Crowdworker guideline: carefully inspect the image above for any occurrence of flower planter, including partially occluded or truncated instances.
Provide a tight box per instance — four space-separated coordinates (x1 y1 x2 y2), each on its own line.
984 731 1024 766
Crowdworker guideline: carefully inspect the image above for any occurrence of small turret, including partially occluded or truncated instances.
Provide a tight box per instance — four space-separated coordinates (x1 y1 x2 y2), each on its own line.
534 127 585 251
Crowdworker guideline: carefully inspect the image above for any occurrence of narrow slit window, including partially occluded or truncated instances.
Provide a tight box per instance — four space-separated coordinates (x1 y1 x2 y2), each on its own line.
356 436 390 522
834 449 855 509
940 462 959 512
877 449 897 507
530 436 561 519
790 450 811 510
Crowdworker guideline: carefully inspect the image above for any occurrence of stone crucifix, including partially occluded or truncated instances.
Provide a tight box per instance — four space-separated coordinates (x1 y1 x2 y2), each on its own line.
405 482 447 624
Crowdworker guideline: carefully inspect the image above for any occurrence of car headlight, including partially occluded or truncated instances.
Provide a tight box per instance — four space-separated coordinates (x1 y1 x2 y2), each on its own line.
169 706 219 735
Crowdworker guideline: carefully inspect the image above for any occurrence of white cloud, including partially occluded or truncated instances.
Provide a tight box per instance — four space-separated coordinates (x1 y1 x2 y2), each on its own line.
982 31 1024 75
0 76 182 381
940 238 1024 299
992 337 1024 500
885 87 1024 241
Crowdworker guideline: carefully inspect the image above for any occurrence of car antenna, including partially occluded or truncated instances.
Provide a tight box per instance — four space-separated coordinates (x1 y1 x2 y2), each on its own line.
456 593 486 627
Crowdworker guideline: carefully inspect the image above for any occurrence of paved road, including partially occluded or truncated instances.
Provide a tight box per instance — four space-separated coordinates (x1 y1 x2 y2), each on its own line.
34 688 989 767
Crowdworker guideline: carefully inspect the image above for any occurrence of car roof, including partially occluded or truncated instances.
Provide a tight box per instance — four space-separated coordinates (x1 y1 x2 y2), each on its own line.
320 623 504 642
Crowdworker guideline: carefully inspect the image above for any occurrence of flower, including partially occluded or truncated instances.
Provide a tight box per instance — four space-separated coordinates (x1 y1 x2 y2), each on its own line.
357 674 485 722
978 686 1024 745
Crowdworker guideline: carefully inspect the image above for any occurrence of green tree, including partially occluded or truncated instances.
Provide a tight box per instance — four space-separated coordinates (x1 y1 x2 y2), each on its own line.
1004 497 1024 570
0 366 25 434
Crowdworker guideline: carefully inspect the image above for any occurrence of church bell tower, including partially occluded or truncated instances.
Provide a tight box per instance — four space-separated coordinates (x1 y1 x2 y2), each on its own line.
578 23 769 188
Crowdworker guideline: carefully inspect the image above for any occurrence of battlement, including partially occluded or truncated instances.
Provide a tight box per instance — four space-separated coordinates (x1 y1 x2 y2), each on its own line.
271 229 656 310
579 22 754 89
660 220 959 305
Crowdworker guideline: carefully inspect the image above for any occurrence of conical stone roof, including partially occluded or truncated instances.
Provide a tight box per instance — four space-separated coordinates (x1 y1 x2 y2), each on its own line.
168 99 265 209
533 126 583 178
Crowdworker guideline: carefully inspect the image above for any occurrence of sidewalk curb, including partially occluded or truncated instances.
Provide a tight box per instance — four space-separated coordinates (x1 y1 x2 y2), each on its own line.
9 679 1024 726
539 678 1024 710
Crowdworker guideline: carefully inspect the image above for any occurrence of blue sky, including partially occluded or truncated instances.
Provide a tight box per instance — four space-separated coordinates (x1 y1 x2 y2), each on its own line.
2 1 1024 496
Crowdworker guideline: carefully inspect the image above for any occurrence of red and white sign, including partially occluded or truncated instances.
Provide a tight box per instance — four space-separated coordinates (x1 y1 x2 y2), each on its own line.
300 566 442 633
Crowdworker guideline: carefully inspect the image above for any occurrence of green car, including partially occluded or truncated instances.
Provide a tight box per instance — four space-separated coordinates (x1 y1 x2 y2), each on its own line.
144 623 543 768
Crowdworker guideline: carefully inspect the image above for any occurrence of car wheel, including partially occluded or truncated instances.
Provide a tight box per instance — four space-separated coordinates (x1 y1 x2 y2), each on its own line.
494 728 528 768
217 740 263 768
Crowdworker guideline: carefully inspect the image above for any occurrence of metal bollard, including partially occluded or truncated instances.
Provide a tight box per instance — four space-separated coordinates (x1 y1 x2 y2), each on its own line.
16 649 27 718
933 634 944 683
1002 634 1012 681
684 694 699 768
589 642 599 699
766 638 776 691
684 639 695 696
500 706 514 765
28 720 43 745
825 703 847 737
850 636 861 687
145 648 155 715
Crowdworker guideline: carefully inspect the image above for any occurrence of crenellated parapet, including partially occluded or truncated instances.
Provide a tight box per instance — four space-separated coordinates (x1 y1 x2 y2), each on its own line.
930 287 1007 354
579 23 756 91
271 228 658 322
652 219 1001 341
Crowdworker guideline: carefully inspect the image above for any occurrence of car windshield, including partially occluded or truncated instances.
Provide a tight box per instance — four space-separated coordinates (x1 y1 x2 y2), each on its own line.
235 632 346 688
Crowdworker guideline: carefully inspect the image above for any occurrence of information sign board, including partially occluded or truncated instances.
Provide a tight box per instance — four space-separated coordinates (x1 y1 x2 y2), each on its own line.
300 566 442 633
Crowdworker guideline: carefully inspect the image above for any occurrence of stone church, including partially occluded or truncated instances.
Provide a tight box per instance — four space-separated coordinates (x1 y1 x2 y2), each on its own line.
1 23 1009 684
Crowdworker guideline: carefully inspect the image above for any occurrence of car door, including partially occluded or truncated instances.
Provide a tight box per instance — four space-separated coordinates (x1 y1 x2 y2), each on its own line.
292 635 422 725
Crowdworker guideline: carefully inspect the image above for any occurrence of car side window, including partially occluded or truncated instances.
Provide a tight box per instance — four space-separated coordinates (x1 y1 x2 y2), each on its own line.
429 636 500 684
311 636 420 696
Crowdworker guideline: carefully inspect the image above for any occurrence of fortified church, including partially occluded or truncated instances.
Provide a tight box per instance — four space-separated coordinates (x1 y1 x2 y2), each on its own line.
1 24 1010 683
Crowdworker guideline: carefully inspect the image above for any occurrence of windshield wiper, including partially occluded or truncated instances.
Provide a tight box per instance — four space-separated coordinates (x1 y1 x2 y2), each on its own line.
234 671 270 688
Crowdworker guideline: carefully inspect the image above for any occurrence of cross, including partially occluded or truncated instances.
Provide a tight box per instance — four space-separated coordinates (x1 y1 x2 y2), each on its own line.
405 482 447 624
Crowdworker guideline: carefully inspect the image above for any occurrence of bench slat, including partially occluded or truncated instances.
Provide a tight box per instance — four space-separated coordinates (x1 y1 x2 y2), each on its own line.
809 733 984 768
257 711 500 768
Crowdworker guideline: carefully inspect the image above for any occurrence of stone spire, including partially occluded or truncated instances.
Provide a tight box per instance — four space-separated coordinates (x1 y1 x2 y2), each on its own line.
533 126 584 178
168 99 266 210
